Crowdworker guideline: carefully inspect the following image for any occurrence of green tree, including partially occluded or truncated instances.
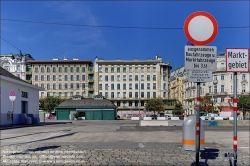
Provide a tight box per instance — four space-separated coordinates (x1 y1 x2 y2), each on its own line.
200 96 214 113
172 101 184 115
145 97 164 115
237 95 250 114
39 96 65 113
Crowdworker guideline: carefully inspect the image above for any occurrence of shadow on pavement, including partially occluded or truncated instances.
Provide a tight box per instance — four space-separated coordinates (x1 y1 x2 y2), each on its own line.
1 132 76 147
191 148 219 166
10 145 60 155
0 130 69 140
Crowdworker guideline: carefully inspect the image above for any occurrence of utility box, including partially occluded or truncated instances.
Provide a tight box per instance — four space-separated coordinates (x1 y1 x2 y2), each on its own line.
182 116 205 151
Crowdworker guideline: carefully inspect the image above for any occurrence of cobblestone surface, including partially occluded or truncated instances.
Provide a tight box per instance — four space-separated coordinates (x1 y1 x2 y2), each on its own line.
0 120 249 166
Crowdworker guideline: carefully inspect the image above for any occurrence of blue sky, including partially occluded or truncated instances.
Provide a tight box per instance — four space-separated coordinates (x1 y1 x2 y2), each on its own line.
1 1 249 70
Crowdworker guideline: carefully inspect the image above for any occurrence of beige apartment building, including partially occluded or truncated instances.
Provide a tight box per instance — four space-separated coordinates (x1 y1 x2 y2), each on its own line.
169 67 185 105
94 55 175 117
183 53 250 115
28 58 94 98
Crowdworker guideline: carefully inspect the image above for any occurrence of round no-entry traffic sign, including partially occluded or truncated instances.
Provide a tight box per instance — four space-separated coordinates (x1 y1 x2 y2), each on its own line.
9 90 16 101
184 11 218 46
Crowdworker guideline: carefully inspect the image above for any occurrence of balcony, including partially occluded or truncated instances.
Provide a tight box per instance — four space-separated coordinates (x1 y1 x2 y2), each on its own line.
88 71 94 74
88 88 94 91
165 105 175 109
190 85 196 89
26 71 32 75
183 78 188 83
26 80 32 84
88 79 94 83
215 67 226 72
241 79 248 84
241 91 250 95
219 92 228 95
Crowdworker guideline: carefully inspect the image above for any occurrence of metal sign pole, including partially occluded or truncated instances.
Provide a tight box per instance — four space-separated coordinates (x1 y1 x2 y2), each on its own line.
233 72 238 166
12 100 14 126
196 82 201 166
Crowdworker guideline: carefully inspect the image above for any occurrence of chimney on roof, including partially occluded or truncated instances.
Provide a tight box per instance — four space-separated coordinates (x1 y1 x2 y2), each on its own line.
52 58 59 60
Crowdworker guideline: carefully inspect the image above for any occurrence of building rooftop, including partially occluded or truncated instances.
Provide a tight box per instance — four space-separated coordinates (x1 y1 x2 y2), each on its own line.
27 59 93 64
57 98 116 107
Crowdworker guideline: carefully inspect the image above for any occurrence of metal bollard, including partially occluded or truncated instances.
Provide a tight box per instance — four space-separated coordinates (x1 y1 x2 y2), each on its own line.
182 116 205 151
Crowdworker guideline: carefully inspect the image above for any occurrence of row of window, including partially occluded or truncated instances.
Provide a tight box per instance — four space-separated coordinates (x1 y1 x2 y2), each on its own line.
41 91 86 98
99 66 157 73
4 65 22 71
100 92 160 99
40 91 163 99
114 101 145 107
184 97 225 105
34 75 92 81
37 83 90 90
209 84 247 93
213 74 247 80
99 83 168 90
34 66 92 73
99 75 161 81
184 84 248 98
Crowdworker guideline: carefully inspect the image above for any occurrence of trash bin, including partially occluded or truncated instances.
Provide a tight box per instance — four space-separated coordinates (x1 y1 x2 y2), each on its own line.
182 116 205 151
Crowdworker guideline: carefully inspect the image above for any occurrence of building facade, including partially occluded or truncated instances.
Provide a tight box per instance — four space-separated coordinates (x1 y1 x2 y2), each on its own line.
0 53 35 84
28 58 94 98
94 55 174 117
0 66 43 125
182 53 250 115
169 67 185 104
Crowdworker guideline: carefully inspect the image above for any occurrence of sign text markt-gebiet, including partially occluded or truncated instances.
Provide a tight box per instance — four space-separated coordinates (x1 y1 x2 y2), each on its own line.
227 50 248 71
184 46 217 71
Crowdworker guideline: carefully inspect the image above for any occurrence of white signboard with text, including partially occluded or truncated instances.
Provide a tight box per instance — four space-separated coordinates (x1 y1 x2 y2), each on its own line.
226 48 249 72
188 70 212 82
184 46 217 71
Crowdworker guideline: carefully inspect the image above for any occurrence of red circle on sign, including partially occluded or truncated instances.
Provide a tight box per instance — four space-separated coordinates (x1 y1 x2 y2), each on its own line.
9 90 16 96
184 11 218 46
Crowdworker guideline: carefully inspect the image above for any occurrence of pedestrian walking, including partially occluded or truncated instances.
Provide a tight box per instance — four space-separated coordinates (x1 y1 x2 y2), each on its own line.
49 113 52 120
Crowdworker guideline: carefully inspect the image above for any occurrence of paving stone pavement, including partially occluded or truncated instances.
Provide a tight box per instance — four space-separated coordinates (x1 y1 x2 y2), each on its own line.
1 142 249 166
0 121 249 166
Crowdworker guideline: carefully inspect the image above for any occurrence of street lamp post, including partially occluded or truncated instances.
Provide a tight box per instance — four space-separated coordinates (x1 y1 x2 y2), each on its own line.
139 80 140 116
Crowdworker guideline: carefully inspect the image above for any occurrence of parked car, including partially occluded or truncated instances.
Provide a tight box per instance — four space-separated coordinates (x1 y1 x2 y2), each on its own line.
179 115 184 120
150 114 158 120
164 115 171 120
244 115 250 120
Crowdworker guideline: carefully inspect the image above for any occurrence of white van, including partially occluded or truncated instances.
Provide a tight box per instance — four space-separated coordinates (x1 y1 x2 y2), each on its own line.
219 112 233 120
